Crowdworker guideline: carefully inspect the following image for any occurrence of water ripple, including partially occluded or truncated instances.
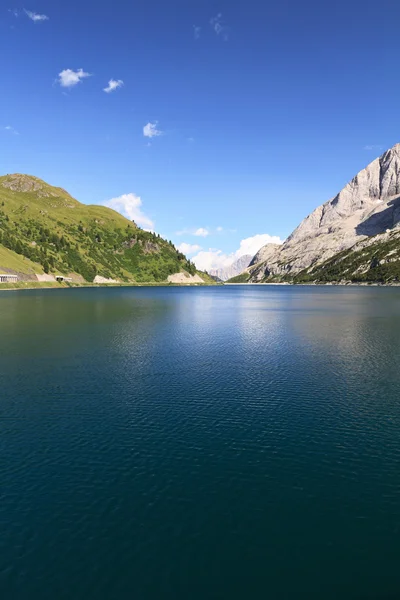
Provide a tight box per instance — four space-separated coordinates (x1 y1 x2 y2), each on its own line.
1 286 400 600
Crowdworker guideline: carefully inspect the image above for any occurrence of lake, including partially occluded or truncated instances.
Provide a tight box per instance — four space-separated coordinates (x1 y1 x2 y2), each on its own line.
1 285 400 600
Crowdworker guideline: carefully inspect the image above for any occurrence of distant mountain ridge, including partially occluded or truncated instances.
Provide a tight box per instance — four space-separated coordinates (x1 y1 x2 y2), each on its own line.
209 255 252 281
0 174 212 284
234 143 400 284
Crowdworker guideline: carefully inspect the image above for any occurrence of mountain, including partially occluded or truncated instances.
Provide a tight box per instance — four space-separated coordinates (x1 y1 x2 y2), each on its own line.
293 228 400 284
0 174 212 284
209 255 253 281
233 143 400 284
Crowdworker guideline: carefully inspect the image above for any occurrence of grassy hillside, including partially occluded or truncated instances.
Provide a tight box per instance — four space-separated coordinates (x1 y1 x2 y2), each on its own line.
0 174 202 283
0 245 43 275
193 271 219 285
226 272 250 283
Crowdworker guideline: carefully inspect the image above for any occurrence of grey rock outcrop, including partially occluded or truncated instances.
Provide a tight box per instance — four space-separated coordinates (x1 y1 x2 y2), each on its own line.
245 143 400 281
1 174 60 198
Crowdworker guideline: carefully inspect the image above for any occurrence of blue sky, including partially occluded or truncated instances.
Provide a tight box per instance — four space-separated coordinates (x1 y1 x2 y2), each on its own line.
1 0 400 270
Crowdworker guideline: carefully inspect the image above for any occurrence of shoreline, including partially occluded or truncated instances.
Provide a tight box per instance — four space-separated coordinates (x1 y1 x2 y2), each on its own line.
2 280 400 292
224 282 400 287
0 281 219 292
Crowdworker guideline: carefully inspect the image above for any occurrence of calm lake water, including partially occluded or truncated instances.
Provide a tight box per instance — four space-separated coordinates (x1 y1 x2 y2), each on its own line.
1 285 400 600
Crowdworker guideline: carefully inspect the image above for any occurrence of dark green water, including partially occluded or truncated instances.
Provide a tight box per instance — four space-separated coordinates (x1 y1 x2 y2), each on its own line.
1 286 400 600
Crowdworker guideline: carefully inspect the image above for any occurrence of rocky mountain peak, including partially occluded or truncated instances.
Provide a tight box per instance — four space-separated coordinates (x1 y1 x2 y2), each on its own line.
244 143 400 281
286 143 400 247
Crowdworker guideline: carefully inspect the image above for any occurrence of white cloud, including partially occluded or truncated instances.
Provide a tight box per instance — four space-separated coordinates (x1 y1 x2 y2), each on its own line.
103 193 154 229
143 122 162 138
210 13 229 40
103 79 124 93
24 9 49 22
193 25 201 40
235 233 283 258
210 14 222 33
192 233 283 272
57 68 91 88
216 226 223 232
177 242 202 255
3 125 19 135
9 8 20 17
191 249 233 272
364 145 383 151
194 227 209 237
176 227 218 237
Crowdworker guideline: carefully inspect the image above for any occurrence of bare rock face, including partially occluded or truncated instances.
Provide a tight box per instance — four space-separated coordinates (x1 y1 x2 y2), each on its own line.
93 276 119 284
249 244 282 267
167 272 205 284
121 238 160 253
143 240 160 254
246 143 400 281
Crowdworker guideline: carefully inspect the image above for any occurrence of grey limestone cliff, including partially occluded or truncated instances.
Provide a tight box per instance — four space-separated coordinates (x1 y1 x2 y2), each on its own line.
245 143 400 282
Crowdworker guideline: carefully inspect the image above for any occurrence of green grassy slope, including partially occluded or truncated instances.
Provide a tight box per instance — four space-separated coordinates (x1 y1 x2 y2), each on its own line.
194 271 219 285
0 245 43 274
0 174 203 283
226 272 250 283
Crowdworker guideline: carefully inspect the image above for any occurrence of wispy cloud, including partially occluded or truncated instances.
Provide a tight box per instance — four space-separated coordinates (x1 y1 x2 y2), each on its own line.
177 242 202 255
210 13 229 41
193 25 201 40
143 122 163 138
57 68 91 88
176 227 210 237
103 193 154 229
9 8 20 17
194 227 209 237
364 144 383 151
192 233 283 271
3 125 19 135
24 9 49 22
103 79 124 93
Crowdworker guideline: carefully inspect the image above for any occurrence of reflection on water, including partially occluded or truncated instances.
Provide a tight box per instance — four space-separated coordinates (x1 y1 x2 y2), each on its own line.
1 285 400 600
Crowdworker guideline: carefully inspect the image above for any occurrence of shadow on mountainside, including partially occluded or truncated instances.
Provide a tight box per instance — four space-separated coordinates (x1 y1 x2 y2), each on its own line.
356 196 400 236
